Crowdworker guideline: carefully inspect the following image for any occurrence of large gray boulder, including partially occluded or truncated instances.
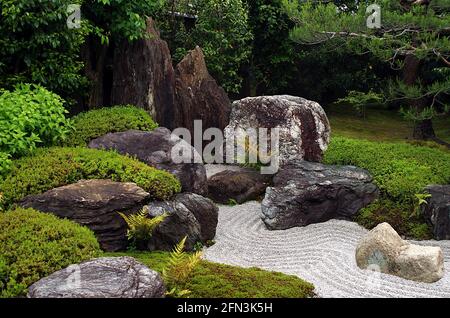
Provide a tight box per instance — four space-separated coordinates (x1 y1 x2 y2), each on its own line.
224 95 331 165
145 193 218 251
88 128 207 195
261 161 379 230
207 169 272 204
422 185 450 240
356 223 444 283
28 257 165 298
19 179 149 252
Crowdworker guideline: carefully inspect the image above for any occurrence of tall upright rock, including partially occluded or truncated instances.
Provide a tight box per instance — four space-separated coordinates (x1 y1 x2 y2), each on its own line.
111 18 178 128
112 18 231 139
175 46 231 138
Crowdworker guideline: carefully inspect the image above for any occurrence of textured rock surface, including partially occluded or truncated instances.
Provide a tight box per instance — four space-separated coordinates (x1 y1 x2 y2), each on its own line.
261 161 379 230
356 223 444 283
208 169 272 204
88 128 207 195
422 185 450 240
20 180 149 252
146 193 218 251
112 18 230 139
204 201 450 298
225 95 331 165
28 257 165 298
175 46 231 141
112 18 177 128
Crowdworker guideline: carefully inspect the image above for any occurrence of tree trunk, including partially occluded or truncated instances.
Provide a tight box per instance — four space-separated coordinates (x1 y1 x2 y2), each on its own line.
82 36 109 109
403 54 436 140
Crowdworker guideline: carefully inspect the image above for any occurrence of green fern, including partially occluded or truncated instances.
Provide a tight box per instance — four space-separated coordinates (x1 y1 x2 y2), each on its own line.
118 209 166 242
163 236 202 298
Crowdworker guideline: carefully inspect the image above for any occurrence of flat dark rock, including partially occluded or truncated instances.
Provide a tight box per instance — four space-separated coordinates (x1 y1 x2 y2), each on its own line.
20 179 149 252
208 169 272 204
27 257 165 298
88 128 207 195
261 161 379 230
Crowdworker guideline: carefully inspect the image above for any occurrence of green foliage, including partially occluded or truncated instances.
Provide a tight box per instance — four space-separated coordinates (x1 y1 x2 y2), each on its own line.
356 199 432 240
0 147 181 208
119 209 166 244
64 105 158 147
83 0 165 43
283 0 450 123
161 0 252 94
0 84 72 158
163 237 202 298
337 90 384 118
0 0 89 100
325 136 450 239
0 153 11 179
324 137 450 203
0 208 101 297
107 250 316 298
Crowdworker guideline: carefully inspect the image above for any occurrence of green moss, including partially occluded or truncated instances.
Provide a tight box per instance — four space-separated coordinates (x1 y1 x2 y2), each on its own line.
64 105 158 147
324 136 449 239
0 208 101 297
0 147 181 208
107 251 315 298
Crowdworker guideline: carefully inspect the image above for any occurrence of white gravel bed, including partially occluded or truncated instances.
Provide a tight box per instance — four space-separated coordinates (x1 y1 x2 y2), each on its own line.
203 201 450 298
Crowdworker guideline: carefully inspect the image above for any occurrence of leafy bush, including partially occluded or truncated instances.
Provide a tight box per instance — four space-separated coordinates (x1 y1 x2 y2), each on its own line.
119 209 166 247
0 84 72 157
324 137 450 238
64 106 158 147
108 251 316 298
0 208 101 297
0 147 181 208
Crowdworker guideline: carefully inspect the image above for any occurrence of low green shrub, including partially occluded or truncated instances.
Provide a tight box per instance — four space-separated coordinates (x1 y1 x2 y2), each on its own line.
0 84 72 157
324 137 450 203
0 208 101 297
64 105 158 147
0 147 181 208
0 152 11 179
108 251 316 298
324 137 450 239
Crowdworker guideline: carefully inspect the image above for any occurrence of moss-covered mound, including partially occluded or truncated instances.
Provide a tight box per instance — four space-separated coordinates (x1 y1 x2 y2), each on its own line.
0 208 101 297
0 147 181 208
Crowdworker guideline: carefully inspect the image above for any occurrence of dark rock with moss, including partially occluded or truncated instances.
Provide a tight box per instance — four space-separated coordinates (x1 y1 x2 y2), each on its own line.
261 161 379 230
208 168 272 204
145 193 218 251
27 257 165 298
422 185 450 240
88 128 207 195
19 179 149 252
225 95 331 165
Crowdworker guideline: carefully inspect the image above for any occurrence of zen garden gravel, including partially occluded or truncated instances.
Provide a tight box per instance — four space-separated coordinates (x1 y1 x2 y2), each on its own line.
203 201 450 298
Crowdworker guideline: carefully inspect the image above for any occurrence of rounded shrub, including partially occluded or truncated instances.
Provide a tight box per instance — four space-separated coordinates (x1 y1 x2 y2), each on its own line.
64 105 158 147
0 84 72 157
0 147 181 208
0 208 101 297
324 136 450 239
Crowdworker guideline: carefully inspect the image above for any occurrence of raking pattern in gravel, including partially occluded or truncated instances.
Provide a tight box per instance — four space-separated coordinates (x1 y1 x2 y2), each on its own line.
203 201 450 298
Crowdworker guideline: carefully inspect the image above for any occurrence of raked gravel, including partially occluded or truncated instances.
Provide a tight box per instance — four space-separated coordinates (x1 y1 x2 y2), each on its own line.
203 201 450 298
